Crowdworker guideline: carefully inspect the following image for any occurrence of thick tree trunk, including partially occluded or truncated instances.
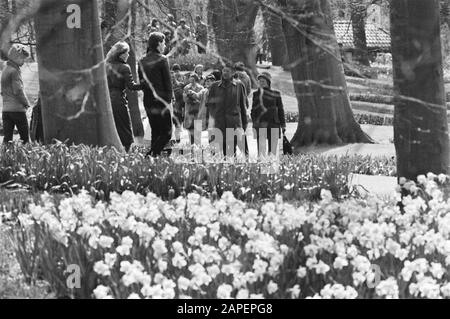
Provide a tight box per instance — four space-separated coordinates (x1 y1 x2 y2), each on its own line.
280 0 374 147
165 0 178 21
208 0 259 76
262 2 288 67
103 0 144 138
350 0 370 66
35 0 123 149
127 1 144 137
0 0 10 60
391 0 449 180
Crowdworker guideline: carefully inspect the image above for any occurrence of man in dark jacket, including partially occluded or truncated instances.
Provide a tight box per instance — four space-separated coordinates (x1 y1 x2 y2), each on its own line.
251 72 286 156
138 32 173 157
206 65 248 157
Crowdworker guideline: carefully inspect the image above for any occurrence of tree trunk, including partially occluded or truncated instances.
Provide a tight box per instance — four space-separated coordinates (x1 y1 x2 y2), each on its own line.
280 0 374 147
350 0 370 66
35 0 123 149
0 0 10 60
165 0 178 21
208 0 259 76
103 0 144 138
391 0 449 180
127 0 144 137
262 2 288 67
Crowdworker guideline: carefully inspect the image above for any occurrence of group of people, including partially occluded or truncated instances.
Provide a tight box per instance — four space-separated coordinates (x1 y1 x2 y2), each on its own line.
106 31 287 158
148 14 208 56
1 31 287 159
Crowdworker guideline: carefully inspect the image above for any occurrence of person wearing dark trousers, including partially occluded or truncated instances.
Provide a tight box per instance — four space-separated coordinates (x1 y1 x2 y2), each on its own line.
30 96 44 143
1 44 30 144
251 72 286 157
195 15 208 54
233 62 252 157
206 66 248 158
139 32 174 157
106 41 143 152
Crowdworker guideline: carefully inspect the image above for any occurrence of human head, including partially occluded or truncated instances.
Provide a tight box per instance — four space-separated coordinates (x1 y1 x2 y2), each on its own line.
147 32 166 53
234 61 245 72
106 41 130 63
221 65 233 81
257 72 272 88
189 73 200 84
151 18 159 28
172 64 181 73
179 19 186 27
195 15 202 23
167 14 174 22
205 74 216 88
194 64 204 76
7 44 29 67
211 69 222 81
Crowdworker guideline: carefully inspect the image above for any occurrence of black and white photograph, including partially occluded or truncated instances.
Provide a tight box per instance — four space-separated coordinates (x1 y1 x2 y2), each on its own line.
0 0 449 302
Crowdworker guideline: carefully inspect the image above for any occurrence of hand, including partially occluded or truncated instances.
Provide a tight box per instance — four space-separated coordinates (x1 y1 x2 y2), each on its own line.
282 128 287 135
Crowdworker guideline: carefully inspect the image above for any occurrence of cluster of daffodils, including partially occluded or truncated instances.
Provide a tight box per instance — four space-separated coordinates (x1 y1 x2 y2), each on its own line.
10 172 450 299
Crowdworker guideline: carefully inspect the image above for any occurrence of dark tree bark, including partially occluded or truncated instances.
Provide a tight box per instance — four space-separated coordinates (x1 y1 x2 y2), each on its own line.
391 0 449 180
35 0 123 149
103 0 144 138
262 2 289 66
165 0 178 21
350 0 370 66
0 0 10 60
208 0 259 76
280 0 374 147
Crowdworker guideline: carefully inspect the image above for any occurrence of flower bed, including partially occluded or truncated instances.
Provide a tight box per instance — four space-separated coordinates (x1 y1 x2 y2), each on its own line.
3 173 450 299
285 111 393 126
0 143 396 202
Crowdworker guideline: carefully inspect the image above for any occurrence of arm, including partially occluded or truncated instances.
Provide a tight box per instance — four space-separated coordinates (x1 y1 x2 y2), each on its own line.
250 91 260 123
182 86 189 103
122 64 143 91
277 92 286 129
239 84 248 130
138 61 147 89
11 71 30 108
161 57 173 103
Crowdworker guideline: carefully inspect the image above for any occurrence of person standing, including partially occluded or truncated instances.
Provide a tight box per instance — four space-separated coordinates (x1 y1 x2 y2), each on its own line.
206 66 248 157
183 73 204 145
195 15 208 54
106 41 143 152
148 19 161 34
251 72 286 156
1 44 30 144
194 64 205 86
175 19 191 56
233 62 252 156
139 32 174 157
171 64 185 143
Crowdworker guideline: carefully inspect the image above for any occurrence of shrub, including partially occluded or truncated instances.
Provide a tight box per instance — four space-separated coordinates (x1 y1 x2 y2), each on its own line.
0 143 396 203
6 173 450 299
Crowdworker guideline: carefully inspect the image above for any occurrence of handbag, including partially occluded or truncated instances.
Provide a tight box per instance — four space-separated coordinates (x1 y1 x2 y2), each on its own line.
283 134 293 155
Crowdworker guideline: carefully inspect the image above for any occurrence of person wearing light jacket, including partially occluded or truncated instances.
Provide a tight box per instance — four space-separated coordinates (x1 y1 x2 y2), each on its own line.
1 44 30 144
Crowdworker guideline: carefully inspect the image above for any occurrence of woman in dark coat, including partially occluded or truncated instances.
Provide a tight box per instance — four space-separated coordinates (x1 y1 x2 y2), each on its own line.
251 72 286 156
106 41 142 152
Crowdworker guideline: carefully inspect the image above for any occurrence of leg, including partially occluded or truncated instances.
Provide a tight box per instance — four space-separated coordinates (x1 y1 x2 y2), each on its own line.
15 112 30 144
268 127 280 155
150 108 172 156
2 112 14 144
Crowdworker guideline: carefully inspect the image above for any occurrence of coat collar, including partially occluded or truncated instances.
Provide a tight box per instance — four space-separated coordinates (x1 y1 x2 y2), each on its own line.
218 79 237 88
6 60 20 71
